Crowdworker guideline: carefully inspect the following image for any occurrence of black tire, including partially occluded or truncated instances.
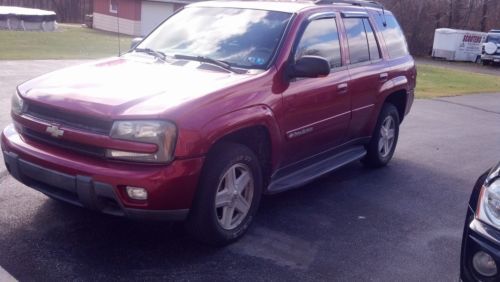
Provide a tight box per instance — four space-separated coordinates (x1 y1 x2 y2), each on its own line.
185 142 263 246
363 103 400 168
482 60 490 66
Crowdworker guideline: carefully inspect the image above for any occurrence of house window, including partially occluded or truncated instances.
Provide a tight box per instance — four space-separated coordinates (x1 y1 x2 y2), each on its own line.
110 0 118 14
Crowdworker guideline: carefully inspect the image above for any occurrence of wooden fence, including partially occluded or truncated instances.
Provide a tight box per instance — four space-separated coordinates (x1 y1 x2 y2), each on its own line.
0 0 93 23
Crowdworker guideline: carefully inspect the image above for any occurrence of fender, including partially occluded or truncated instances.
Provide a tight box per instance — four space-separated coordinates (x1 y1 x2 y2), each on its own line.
358 75 411 137
379 75 409 97
376 75 411 115
176 105 283 169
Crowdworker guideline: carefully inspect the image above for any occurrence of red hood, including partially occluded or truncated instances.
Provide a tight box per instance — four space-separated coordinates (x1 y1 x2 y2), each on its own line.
18 55 256 119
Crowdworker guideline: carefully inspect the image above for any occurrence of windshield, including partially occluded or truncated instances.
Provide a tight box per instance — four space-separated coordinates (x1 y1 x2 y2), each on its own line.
486 35 500 44
137 7 292 69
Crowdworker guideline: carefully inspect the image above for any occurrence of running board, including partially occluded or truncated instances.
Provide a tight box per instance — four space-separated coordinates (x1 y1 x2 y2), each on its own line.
267 146 367 194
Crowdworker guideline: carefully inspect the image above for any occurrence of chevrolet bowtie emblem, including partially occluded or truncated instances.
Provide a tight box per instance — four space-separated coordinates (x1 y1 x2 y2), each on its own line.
46 125 64 138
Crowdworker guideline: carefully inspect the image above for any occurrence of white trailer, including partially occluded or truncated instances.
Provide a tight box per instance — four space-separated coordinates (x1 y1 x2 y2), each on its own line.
432 28 487 62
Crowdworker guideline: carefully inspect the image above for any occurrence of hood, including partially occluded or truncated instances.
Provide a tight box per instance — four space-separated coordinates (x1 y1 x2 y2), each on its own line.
18 55 257 119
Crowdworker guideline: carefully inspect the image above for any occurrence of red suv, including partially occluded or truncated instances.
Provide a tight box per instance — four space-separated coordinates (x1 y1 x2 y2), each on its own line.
2 0 416 244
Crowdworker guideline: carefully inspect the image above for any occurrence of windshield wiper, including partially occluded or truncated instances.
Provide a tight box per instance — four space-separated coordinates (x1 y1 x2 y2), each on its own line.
174 54 239 73
134 48 167 62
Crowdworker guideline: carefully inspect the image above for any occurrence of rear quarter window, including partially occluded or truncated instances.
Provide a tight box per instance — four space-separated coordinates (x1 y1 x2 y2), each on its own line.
374 13 409 58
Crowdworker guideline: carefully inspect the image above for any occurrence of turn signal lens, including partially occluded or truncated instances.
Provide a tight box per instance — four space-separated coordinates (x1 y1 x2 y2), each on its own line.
11 92 24 115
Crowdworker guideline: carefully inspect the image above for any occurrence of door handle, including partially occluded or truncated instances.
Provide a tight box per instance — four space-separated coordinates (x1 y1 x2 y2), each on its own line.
380 73 389 81
337 83 348 94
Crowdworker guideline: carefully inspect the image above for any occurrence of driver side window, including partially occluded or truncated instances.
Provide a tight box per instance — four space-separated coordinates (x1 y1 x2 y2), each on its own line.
294 18 342 69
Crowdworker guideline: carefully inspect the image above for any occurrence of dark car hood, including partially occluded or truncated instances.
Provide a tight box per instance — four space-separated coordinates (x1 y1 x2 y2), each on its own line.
18 55 256 118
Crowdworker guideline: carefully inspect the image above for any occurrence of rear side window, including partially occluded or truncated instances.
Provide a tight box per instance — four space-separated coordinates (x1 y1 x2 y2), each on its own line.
294 18 342 68
374 13 409 58
343 17 380 64
363 18 381 60
344 18 370 64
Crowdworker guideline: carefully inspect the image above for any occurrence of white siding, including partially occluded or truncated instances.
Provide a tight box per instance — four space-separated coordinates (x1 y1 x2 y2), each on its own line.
93 12 141 36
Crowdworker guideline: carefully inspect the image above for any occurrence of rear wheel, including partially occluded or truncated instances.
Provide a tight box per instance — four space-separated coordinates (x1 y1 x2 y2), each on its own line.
185 142 262 245
363 103 400 168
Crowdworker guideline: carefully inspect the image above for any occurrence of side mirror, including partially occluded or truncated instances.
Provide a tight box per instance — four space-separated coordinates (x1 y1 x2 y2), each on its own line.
130 37 143 49
289 56 330 79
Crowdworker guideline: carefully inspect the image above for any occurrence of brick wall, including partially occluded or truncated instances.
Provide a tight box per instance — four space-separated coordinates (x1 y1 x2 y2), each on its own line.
93 0 140 21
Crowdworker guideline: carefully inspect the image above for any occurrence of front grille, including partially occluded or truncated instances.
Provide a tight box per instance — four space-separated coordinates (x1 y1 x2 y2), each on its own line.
26 102 113 135
24 128 106 158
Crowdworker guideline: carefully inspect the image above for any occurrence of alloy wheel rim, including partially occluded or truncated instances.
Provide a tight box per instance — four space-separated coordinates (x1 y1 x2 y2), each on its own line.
378 116 396 158
215 163 254 230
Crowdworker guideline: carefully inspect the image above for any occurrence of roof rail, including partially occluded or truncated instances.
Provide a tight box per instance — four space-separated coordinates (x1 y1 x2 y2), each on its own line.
314 0 384 9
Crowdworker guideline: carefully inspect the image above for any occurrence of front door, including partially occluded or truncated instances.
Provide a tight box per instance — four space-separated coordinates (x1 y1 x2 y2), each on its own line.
279 15 351 165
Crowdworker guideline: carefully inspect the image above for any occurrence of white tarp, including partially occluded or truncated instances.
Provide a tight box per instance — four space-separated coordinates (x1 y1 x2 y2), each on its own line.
431 28 487 62
0 6 57 31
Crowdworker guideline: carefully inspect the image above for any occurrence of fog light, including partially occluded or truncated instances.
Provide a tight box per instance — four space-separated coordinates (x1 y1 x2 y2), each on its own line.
126 186 148 200
473 251 497 277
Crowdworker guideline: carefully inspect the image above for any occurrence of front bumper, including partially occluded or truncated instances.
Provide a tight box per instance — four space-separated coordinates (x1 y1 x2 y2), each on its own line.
481 54 500 63
1 124 205 221
461 215 500 281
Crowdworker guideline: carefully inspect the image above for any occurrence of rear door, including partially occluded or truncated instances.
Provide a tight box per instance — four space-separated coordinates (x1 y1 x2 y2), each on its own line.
341 13 385 139
280 13 351 164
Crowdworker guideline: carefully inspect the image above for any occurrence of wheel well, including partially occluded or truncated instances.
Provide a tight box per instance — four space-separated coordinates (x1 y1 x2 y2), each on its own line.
385 90 407 122
211 126 272 185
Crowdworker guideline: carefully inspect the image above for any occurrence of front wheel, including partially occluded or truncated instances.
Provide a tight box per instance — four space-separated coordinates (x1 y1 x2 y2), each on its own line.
185 143 262 245
363 103 400 168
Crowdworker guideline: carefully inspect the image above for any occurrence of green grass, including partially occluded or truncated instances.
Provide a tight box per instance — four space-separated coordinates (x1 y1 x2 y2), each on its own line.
0 24 132 59
416 64 500 99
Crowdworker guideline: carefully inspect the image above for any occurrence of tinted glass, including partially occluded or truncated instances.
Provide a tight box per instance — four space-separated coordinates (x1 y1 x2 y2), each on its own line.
295 18 342 68
138 7 292 69
374 13 409 58
344 18 370 64
486 35 500 44
363 18 380 60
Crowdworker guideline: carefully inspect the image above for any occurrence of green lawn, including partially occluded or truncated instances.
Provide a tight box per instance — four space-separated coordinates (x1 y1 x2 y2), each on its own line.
0 24 132 60
416 64 500 99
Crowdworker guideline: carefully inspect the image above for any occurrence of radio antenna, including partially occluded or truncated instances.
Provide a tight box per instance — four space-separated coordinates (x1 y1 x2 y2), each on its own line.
116 0 121 56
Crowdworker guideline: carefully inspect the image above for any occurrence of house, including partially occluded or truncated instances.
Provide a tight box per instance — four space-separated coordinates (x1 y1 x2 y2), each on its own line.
93 0 197 36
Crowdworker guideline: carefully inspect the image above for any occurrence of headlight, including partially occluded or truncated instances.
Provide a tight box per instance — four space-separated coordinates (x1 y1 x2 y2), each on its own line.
106 120 177 163
11 92 24 115
477 164 500 229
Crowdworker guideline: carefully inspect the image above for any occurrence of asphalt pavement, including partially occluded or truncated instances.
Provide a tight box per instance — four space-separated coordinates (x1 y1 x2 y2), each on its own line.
0 61 500 281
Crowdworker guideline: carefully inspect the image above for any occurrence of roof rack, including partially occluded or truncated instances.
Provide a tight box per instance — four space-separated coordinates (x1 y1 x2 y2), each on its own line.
314 0 384 9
